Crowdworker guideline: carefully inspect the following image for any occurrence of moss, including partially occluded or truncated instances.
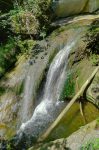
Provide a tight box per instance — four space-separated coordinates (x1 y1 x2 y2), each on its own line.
14 81 24 95
50 22 88 39
60 73 75 100
0 121 16 140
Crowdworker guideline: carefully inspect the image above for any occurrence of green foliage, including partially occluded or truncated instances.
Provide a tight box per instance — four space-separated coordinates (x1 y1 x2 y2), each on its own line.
0 36 36 77
0 13 11 43
10 0 52 33
0 37 19 77
10 10 39 35
15 81 24 95
0 0 52 77
13 0 52 32
7 143 12 150
26 0 52 21
80 138 99 150
86 20 99 65
60 73 75 100
90 54 99 66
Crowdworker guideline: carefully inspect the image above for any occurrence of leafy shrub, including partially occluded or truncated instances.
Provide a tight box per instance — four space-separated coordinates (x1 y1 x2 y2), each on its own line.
10 10 39 35
13 0 52 33
0 37 20 77
25 0 52 24
0 13 11 43
86 20 99 65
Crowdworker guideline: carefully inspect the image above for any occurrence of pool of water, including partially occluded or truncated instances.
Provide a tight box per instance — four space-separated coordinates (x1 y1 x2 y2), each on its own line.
46 102 99 141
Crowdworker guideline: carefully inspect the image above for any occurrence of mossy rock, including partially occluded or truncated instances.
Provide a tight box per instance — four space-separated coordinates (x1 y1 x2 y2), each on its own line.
60 73 75 100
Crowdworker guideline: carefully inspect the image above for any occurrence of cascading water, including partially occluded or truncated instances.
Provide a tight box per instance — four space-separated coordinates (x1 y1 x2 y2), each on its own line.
17 38 77 140
20 70 34 123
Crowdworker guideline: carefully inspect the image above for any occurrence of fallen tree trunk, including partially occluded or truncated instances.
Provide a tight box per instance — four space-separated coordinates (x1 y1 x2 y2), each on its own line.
38 66 99 142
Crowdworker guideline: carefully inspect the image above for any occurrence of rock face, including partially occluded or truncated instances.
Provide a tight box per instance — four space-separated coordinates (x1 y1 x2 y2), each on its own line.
53 0 99 17
30 119 99 150
86 71 99 107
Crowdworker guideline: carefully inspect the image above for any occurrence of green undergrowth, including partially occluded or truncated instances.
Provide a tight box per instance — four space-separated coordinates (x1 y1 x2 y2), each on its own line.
90 54 99 66
60 73 75 100
80 138 99 150
0 37 35 77
86 20 99 66
16 39 36 56
0 38 17 77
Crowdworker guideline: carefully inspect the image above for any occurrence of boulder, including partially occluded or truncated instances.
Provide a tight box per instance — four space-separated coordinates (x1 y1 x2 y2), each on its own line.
84 0 99 13
53 0 99 17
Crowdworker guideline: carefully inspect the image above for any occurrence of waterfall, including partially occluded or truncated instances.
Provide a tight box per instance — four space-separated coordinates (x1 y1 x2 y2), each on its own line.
17 38 77 139
20 72 34 123
43 42 75 102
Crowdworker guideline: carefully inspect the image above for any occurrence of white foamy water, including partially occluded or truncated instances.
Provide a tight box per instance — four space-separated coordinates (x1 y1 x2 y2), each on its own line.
18 39 77 138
